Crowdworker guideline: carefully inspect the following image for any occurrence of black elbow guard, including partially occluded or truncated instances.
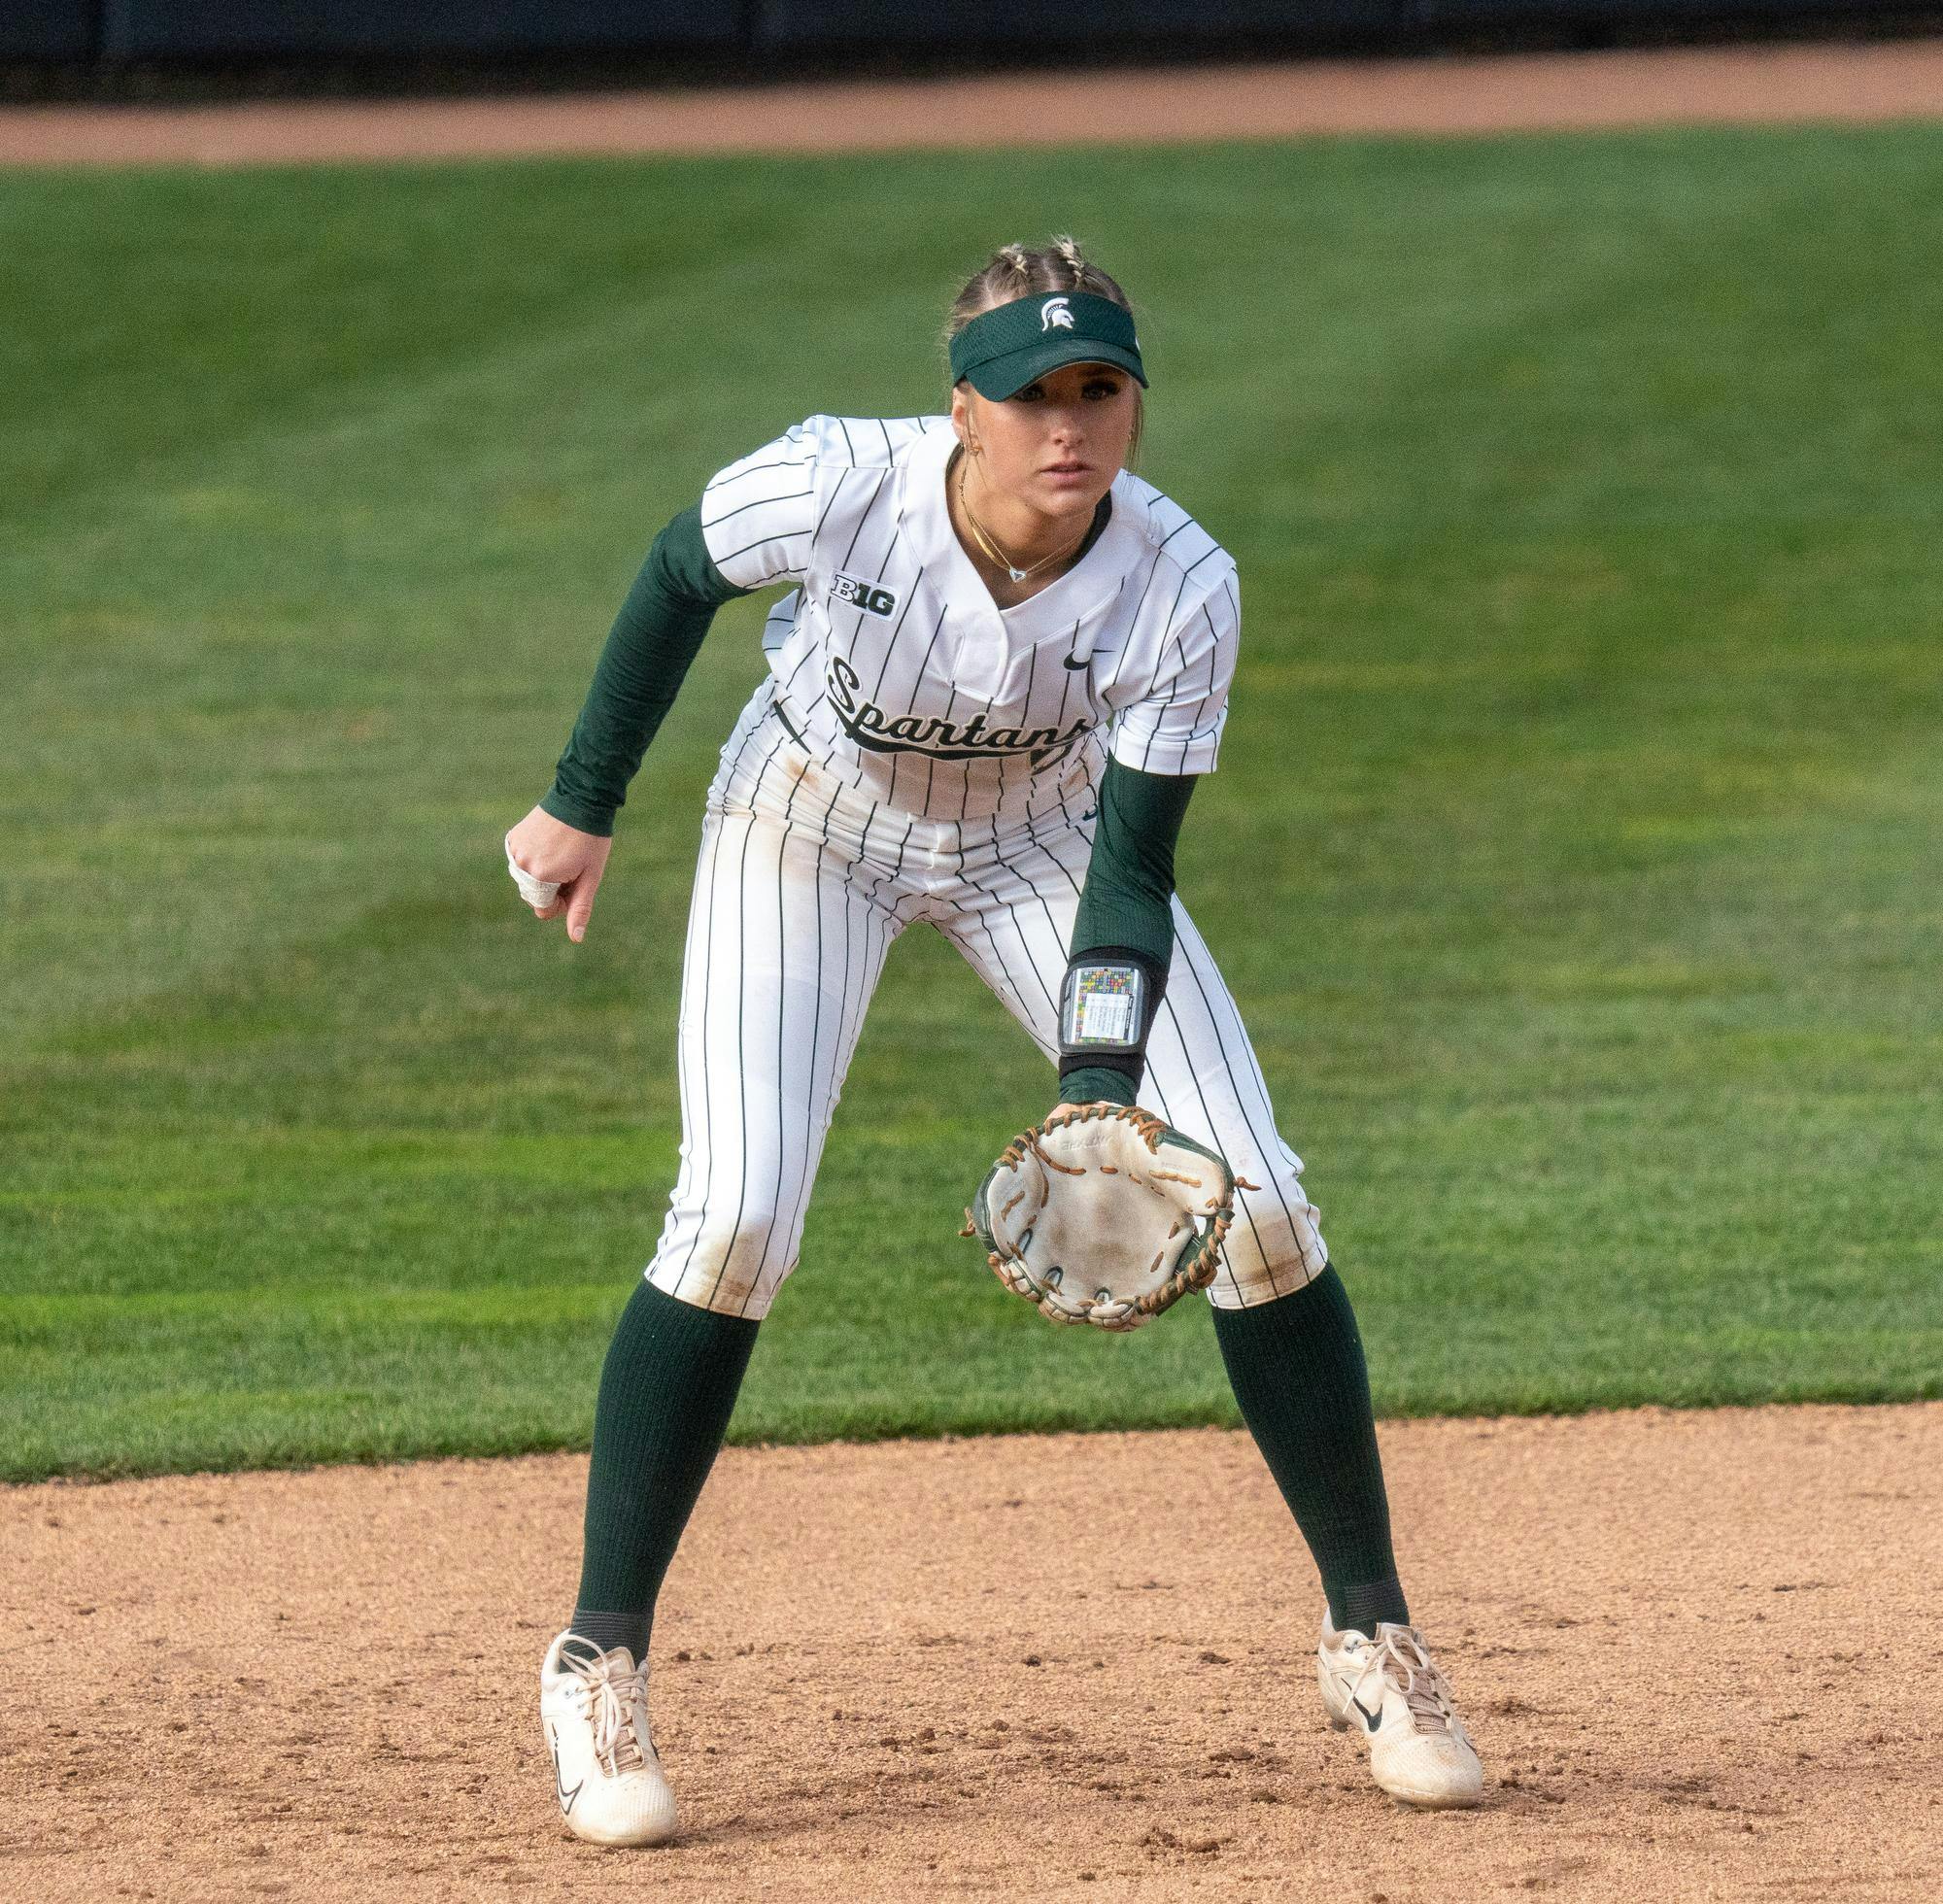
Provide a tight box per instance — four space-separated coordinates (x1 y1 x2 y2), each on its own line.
1056 946 1168 1086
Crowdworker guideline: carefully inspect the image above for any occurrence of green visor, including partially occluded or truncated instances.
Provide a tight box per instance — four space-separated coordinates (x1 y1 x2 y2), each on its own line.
948 291 1146 399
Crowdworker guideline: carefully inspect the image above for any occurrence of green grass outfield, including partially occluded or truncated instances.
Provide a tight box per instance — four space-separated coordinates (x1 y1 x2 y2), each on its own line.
4 125 1940 1481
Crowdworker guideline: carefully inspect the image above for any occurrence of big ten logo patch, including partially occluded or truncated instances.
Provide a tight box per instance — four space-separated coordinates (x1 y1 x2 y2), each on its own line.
832 573 898 618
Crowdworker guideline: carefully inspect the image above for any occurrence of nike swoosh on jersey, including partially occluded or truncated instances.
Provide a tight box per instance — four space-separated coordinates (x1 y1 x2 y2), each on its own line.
1062 653 1090 669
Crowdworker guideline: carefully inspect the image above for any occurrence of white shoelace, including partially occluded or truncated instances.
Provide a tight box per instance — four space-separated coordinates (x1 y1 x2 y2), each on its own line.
562 1644 649 1774
1361 1626 1460 1735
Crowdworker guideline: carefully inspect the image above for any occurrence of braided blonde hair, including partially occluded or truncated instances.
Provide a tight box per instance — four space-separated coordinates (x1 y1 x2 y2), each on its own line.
944 235 1143 463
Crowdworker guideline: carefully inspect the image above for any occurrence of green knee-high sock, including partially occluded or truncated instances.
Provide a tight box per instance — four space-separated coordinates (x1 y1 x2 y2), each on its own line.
566 1279 759 1665
1212 1266 1411 1636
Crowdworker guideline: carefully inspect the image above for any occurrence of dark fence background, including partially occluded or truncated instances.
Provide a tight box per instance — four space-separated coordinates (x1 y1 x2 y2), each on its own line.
0 0 1916 66
2 0 93 59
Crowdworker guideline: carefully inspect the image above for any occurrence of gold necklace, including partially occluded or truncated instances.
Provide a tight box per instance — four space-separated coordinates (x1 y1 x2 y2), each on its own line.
957 460 1089 585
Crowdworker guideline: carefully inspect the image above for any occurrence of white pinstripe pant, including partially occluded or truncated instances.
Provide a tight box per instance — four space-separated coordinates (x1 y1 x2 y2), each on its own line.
646 704 1329 1319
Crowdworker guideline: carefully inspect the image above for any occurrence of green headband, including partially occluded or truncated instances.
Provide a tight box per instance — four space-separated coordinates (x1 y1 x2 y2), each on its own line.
948 291 1147 399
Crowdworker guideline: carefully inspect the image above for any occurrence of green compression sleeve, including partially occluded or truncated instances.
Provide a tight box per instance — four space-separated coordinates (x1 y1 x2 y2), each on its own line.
540 504 751 837
1059 757 1197 1106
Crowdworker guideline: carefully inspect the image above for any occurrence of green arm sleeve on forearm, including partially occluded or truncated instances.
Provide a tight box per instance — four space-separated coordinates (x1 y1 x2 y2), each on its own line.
538 504 751 836
1059 757 1197 1106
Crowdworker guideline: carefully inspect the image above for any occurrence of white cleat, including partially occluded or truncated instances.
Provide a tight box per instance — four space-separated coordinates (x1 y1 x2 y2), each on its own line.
1317 1615 1484 1810
539 1629 678 1847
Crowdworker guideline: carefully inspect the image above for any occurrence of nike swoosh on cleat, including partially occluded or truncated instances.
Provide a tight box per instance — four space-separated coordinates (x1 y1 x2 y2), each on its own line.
550 1725 585 1816
1350 1695 1382 1733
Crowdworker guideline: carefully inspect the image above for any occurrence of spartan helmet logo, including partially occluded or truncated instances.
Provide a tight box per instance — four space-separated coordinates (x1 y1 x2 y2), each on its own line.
1040 296 1074 331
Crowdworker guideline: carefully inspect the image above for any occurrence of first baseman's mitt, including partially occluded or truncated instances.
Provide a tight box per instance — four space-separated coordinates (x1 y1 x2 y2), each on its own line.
961 1103 1252 1331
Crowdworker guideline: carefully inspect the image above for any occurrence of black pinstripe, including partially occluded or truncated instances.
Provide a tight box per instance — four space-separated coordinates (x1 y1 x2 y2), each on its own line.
698 742 786 1309
700 483 816 532
807 467 849 546
714 525 813 572
766 780 839 1285
704 448 807 490
744 745 812 1302
671 713 788 1299
1135 614 1191 772
668 802 732 1294
1166 913 1308 1300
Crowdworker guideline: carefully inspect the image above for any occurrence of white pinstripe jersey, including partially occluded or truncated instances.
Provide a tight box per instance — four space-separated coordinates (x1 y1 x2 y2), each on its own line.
698 414 1240 823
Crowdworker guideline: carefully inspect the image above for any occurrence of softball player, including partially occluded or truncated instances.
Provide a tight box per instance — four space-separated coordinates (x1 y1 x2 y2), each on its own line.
508 239 1483 1845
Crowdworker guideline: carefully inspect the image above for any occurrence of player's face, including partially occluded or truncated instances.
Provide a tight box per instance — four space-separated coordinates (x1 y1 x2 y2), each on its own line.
955 361 1139 525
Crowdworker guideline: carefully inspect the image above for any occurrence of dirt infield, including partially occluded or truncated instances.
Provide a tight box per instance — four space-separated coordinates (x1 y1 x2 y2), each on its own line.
4 1403 1938 1901
4 38 1943 166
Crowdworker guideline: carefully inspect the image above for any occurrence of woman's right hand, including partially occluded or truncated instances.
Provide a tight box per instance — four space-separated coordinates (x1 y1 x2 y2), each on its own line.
505 805 615 944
